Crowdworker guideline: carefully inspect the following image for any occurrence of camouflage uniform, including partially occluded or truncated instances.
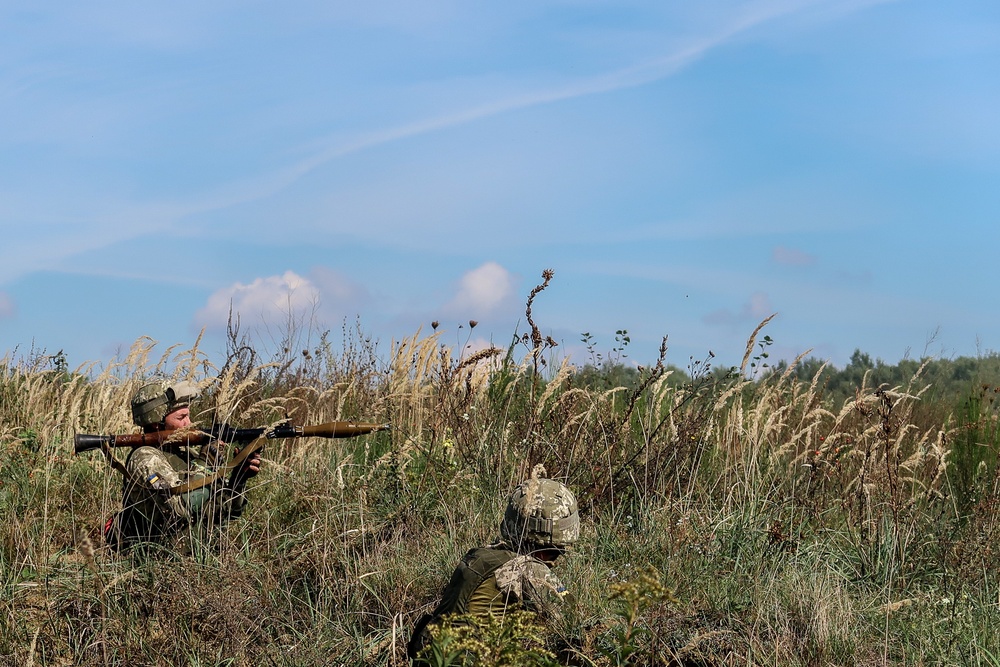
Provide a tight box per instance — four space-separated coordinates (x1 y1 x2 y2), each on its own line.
108 444 248 549
417 543 568 619
408 477 579 662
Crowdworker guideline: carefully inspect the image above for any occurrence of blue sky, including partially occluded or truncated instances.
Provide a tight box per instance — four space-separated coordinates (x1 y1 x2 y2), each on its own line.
2 1 998 374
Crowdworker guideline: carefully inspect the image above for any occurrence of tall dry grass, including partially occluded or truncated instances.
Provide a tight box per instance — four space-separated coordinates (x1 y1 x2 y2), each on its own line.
2 298 999 665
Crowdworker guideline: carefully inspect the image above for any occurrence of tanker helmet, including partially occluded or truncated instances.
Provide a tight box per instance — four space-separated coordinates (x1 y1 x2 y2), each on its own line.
500 478 580 550
131 380 200 427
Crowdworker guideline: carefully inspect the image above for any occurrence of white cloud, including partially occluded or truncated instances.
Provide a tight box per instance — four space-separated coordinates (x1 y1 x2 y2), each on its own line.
0 291 14 319
443 262 516 318
194 270 322 333
193 267 372 337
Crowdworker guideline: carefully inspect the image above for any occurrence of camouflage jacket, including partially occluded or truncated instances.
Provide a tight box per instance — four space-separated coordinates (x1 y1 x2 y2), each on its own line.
431 545 568 620
110 444 246 548
407 544 570 661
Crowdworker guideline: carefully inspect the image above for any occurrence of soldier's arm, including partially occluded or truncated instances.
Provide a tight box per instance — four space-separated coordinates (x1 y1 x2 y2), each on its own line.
520 560 571 619
494 556 571 621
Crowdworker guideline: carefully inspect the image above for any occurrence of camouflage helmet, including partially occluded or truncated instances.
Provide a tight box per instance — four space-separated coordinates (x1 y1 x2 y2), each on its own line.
500 478 580 550
130 380 199 427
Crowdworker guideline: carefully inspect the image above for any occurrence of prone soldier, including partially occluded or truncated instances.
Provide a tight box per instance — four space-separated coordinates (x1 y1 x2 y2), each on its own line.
408 475 580 662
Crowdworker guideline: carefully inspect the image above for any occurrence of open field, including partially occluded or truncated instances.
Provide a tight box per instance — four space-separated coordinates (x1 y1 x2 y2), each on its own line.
3 302 1000 666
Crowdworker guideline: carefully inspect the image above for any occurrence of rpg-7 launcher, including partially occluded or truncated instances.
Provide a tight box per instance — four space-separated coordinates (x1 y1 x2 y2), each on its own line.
74 421 390 455
74 420 390 495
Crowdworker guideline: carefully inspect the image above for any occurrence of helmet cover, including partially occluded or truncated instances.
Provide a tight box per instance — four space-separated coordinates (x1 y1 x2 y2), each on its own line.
500 477 580 550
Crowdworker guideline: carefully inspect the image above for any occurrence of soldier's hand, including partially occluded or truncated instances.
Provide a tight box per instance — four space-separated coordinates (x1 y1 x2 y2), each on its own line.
237 447 262 474
230 446 262 490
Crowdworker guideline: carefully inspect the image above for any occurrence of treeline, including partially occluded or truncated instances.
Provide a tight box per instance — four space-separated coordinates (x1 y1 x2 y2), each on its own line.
574 348 1000 410
774 349 1000 408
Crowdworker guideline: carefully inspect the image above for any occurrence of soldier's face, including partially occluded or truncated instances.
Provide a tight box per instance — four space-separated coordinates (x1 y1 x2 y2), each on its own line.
164 407 191 429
